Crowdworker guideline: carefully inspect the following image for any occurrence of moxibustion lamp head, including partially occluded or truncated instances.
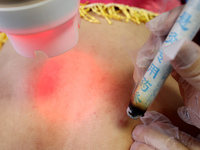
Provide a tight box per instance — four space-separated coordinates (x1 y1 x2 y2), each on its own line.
0 0 80 58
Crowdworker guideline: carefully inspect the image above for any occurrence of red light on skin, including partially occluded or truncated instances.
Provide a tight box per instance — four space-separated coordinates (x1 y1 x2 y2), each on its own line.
31 49 128 124
34 59 62 99
31 51 107 123
32 56 65 123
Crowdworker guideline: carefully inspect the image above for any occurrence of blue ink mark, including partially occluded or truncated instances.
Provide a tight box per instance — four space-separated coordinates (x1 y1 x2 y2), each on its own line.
177 11 191 31
165 32 178 44
140 77 152 92
147 63 160 79
158 48 163 63
135 92 142 104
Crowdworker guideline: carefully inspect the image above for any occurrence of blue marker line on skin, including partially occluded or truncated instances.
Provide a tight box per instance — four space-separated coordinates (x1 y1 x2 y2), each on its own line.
127 0 200 119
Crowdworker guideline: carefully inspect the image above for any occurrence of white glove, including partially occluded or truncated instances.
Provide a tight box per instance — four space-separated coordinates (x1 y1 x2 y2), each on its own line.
131 111 200 150
134 5 183 83
133 5 200 129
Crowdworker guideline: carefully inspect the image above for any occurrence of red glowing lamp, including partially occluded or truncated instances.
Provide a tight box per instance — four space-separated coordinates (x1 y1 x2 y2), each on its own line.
0 0 80 58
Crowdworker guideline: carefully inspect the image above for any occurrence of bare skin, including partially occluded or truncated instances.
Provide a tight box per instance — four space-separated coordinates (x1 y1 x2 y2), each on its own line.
0 15 199 150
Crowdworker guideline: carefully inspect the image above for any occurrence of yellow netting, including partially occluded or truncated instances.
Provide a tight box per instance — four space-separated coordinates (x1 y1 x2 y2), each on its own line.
79 3 158 24
0 3 158 50
0 33 8 50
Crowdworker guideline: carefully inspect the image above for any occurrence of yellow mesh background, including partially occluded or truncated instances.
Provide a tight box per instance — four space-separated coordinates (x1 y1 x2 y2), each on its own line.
80 3 158 24
0 33 8 50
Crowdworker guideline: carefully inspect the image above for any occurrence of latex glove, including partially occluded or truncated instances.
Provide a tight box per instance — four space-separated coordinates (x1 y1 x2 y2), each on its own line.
165 39 200 129
134 5 200 129
131 111 200 150
134 5 184 83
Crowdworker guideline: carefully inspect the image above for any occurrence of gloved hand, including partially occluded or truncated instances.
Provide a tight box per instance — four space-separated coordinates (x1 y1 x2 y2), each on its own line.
133 5 200 129
131 111 200 150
